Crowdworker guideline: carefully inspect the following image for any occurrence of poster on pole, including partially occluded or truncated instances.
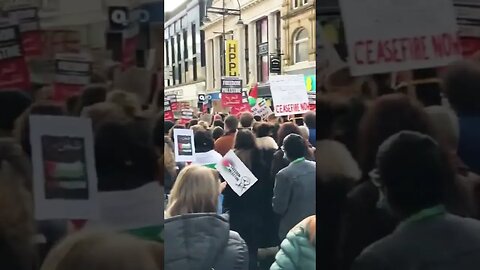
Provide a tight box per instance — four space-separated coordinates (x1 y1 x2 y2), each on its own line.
166 94 179 111
6 6 42 57
53 53 92 101
29 116 99 220
216 150 258 197
269 75 310 116
180 108 193 125
340 0 462 76
173 128 195 162
251 99 273 119
221 77 243 106
0 20 31 90
164 99 174 121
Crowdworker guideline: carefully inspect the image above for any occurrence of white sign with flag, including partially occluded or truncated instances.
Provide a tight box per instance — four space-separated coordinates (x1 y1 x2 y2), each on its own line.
173 128 195 162
251 99 273 119
340 0 461 76
269 75 310 116
216 150 258 196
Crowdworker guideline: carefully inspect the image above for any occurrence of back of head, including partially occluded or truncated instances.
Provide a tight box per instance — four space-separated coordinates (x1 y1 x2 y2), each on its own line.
240 112 254 128
212 127 224 141
283 133 308 161
377 131 453 218
106 90 140 118
234 129 257 150
0 90 31 135
187 119 198 129
41 230 163 270
194 130 215 153
425 106 459 152
164 120 174 135
78 85 107 114
224 115 239 132
276 122 302 146
255 123 273 138
303 111 316 129
197 121 209 130
167 165 219 217
213 120 224 129
443 60 480 115
81 102 128 133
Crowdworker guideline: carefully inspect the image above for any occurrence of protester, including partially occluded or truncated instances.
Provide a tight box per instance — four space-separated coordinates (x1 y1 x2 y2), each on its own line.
352 131 480 270
76 85 107 115
80 102 128 134
255 123 278 151
40 230 163 270
212 126 225 141
0 90 31 137
192 129 222 168
272 133 316 241
214 115 238 156
106 90 141 119
240 112 255 130
303 111 316 146
165 165 248 270
213 119 225 129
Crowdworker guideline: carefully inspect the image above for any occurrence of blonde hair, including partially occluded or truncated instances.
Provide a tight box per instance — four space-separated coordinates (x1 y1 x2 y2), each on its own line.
166 165 219 218
41 230 163 270
81 102 129 133
106 90 140 118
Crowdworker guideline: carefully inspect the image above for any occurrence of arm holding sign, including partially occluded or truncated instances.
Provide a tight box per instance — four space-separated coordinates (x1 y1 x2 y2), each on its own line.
273 170 292 215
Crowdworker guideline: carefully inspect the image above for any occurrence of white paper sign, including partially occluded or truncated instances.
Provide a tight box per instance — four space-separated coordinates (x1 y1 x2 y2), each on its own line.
29 116 99 220
340 0 462 76
269 75 310 116
216 150 258 196
251 99 273 119
173 128 195 162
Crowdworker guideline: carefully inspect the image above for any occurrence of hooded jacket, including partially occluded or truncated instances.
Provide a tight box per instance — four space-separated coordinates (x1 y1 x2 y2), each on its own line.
165 213 248 270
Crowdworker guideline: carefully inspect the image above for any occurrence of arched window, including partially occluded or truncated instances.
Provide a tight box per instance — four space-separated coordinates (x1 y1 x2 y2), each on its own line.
293 28 309 63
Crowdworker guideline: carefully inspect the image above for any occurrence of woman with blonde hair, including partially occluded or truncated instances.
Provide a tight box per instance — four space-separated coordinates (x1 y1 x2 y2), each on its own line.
41 230 163 270
106 90 141 118
165 165 248 270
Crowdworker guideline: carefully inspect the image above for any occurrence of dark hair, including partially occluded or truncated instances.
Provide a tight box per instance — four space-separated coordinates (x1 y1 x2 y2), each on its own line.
303 111 316 129
77 85 107 114
254 115 261 122
187 119 198 129
358 94 435 178
443 60 480 115
224 115 239 132
65 95 80 115
255 123 273 138
276 122 302 146
194 130 215 153
378 131 454 217
213 120 224 129
234 129 257 150
153 114 164 149
212 126 224 141
95 122 157 191
415 83 442 107
240 112 254 128
164 120 174 135
283 133 308 160
0 91 31 133
372 73 394 96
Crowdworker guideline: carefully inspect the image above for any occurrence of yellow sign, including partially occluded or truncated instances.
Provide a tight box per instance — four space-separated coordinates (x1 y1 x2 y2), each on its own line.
225 40 239 76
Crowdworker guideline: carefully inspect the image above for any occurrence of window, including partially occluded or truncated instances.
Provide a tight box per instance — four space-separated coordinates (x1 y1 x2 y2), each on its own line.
200 30 206 67
183 30 188 59
192 24 197 55
178 63 182 84
303 0 308 4
165 40 169 65
177 34 181 61
293 0 308 9
256 18 269 83
293 28 309 63
193 57 198 81
245 24 249 83
276 11 281 53
172 66 176 85
170 38 175 65
210 39 215 84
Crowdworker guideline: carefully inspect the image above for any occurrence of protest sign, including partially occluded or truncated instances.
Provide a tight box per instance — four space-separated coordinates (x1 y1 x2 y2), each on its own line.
164 99 174 121
251 99 273 119
454 1 480 57
179 108 193 125
216 150 258 196
0 20 30 90
340 0 461 76
269 75 310 116
53 53 92 101
29 116 99 220
6 6 42 57
230 103 251 115
173 128 195 162
221 77 243 106
166 93 179 111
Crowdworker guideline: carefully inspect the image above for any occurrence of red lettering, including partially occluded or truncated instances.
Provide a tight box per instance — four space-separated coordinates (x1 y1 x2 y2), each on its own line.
384 40 393 62
366 40 375 64
432 34 445 57
421 36 429 60
377 40 386 63
354 41 365 64
400 37 409 62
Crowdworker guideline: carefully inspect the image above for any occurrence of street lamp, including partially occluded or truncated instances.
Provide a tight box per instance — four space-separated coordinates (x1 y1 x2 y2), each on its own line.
205 0 243 76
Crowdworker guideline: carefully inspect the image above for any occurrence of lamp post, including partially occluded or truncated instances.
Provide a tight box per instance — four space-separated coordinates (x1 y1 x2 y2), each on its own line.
204 0 243 76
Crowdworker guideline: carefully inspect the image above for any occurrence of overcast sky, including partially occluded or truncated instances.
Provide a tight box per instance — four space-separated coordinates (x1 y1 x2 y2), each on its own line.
165 0 187 12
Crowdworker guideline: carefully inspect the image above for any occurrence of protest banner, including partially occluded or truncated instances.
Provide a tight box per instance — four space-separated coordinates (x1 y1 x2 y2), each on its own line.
269 75 310 116
251 99 273 119
6 6 42 57
231 103 251 115
29 116 99 220
53 53 92 101
216 150 258 196
164 99 174 121
166 93 179 111
340 0 462 76
0 20 30 90
179 108 193 125
454 1 480 57
173 128 195 162
221 77 243 106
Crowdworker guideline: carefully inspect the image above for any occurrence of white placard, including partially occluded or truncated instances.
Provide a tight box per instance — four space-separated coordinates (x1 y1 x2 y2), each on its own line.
340 0 462 76
216 150 258 196
269 75 310 116
173 128 195 162
251 99 273 119
29 116 98 220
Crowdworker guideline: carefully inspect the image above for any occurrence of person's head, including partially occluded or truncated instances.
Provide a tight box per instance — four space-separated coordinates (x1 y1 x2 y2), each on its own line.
239 112 254 128
190 124 206 134
77 85 107 114
358 94 435 176
424 106 459 152
282 133 308 161
303 111 316 129
298 126 310 142
213 120 224 129
106 90 140 118
212 126 224 141
443 60 480 115
166 165 220 217
224 115 239 133
234 129 257 150
375 131 454 219
213 114 222 121
80 102 128 134
276 122 302 146
197 121 209 130
40 230 163 270
0 90 31 136
194 130 215 153
267 113 278 124
255 123 273 138
186 119 198 129
164 120 174 135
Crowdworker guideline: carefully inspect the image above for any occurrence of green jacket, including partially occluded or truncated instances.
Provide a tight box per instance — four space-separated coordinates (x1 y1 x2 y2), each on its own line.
270 216 316 270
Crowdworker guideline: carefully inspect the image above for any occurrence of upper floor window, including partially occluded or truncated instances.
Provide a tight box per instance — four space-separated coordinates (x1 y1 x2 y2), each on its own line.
293 0 308 9
293 28 309 63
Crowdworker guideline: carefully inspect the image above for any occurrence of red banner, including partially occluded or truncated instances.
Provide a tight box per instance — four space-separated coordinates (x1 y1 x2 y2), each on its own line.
164 100 174 121
230 103 251 115
0 25 30 90
53 83 83 101
22 30 42 57
7 7 43 57
53 53 92 101
461 38 480 58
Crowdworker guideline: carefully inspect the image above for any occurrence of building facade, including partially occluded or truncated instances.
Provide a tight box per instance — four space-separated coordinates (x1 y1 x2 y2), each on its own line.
164 0 207 106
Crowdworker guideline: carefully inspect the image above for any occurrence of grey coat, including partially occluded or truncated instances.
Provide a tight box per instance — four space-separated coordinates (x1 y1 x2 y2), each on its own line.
165 213 249 270
353 213 480 270
273 160 316 240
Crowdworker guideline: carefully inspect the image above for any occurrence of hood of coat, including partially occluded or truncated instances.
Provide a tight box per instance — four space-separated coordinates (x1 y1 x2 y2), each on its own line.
164 213 230 270
256 136 278 150
316 139 362 181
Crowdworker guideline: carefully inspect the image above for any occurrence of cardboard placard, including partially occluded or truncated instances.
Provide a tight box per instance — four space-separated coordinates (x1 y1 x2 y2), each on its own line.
53 53 92 101
0 21 30 90
269 75 310 116
252 99 273 119
216 150 258 197
6 6 42 57
173 128 195 162
221 77 243 106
